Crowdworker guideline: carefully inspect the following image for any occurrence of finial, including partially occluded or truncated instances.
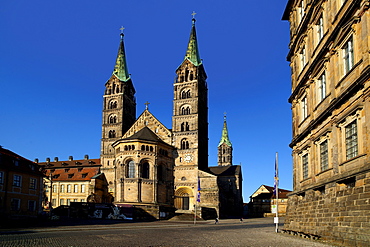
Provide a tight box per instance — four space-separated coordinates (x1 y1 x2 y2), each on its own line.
223 112 227 121
120 26 125 39
191 11 196 24
144 101 150 110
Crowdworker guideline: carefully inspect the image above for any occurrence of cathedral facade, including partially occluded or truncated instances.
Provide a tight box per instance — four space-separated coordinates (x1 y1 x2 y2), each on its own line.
100 17 243 219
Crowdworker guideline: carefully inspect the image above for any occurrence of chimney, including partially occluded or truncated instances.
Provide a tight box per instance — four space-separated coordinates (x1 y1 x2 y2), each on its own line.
34 158 39 163
46 157 50 163
69 156 73 161
54 157 59 162
84 154 89 160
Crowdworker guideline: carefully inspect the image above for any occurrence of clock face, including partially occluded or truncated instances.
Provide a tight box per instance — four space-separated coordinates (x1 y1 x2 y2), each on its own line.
184 154 193 163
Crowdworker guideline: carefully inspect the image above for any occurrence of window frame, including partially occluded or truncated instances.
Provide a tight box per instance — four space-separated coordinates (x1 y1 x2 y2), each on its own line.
81 184 86 193
29 178 37 190
342 36 354 74
319 140 329 171
345 120 358 160
127 160 135 178
13 175 22 187
0 171 4 184
11 198 20 211
302 153 309 180
301 95 308 121
28 200 36 212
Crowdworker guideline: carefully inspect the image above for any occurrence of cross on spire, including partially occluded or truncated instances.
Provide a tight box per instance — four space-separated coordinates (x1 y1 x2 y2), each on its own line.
144 101 150 110
191 11 197 19
120 26 125 34
224 112 227 120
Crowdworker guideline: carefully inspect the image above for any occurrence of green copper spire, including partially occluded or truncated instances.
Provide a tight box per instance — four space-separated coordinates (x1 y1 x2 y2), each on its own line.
112 27 130 82
218 114 232 147
184 13 202 66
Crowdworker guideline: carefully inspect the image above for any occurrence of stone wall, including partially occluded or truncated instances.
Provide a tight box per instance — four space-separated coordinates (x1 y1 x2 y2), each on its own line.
284 171 370 246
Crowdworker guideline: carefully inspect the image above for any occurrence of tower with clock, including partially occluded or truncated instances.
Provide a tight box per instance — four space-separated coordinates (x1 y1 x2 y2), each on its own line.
172 14 209 211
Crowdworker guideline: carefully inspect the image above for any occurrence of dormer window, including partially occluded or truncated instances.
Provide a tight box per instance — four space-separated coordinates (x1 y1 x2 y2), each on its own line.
68 173 74 178
82 173 88 178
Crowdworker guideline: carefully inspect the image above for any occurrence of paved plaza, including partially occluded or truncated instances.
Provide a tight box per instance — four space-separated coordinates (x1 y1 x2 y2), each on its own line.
0 217 335 247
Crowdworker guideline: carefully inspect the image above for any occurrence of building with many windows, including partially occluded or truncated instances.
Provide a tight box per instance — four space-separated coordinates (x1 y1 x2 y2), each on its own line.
0 147 44 220
283 0 370 245
39 156 112 209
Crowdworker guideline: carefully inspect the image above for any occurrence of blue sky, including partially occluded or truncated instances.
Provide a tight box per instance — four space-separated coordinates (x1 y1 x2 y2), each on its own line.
1 0 291 200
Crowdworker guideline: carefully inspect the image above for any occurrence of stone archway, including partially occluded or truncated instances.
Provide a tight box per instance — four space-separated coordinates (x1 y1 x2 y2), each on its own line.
174 187 193 210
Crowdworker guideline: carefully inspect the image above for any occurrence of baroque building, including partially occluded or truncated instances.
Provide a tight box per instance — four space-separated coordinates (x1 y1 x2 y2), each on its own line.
283 0 370 245
100 17 243 219
39 156 111 209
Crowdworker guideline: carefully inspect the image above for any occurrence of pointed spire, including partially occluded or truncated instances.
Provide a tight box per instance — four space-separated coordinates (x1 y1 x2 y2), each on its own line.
112 27 130 82
218 114 232 147
184 12 202 66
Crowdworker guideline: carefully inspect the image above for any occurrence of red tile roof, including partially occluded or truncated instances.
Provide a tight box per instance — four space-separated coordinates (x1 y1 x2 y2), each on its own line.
40 158 101 181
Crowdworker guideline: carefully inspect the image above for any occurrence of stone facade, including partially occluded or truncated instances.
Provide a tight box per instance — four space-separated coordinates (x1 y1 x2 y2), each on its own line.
283 0 370 245
100 17 243 220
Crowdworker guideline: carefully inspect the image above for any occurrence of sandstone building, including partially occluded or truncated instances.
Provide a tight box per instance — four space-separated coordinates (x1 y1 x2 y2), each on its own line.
283 0 370 245
100 17 243 219
39 156 111 208
249 185 291 217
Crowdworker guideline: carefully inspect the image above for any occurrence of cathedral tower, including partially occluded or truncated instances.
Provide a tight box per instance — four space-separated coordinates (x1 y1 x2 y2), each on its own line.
172 16 208 211
172 16 208 171
217 115 233 166
101 30 136 189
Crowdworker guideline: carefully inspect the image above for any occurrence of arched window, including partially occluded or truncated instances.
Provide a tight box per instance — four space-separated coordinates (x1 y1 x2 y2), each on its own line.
181 122 190 131
141 162 150 179
181 90 191 99
127 161 135 178
181 139 189 149
185 69 189 82
181 106 191 115
109 115 117 124
109 101 117 109
109 130 116 138
189 72 194 81
141 145 145 151
150 146 153 152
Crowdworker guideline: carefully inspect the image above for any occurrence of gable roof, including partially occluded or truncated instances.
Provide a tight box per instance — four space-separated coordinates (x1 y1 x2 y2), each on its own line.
123 127 166 144
122 109 172 144
250 184 292 199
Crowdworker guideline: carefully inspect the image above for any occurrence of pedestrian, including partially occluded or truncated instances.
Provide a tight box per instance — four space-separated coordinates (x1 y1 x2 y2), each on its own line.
215 218 219 224
240 217 243 223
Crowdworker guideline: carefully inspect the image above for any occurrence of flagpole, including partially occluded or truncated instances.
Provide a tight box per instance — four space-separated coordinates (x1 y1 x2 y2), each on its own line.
275 152 279 233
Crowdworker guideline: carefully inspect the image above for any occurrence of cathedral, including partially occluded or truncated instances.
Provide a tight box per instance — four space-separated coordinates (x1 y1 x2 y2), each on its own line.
100 17 243 219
